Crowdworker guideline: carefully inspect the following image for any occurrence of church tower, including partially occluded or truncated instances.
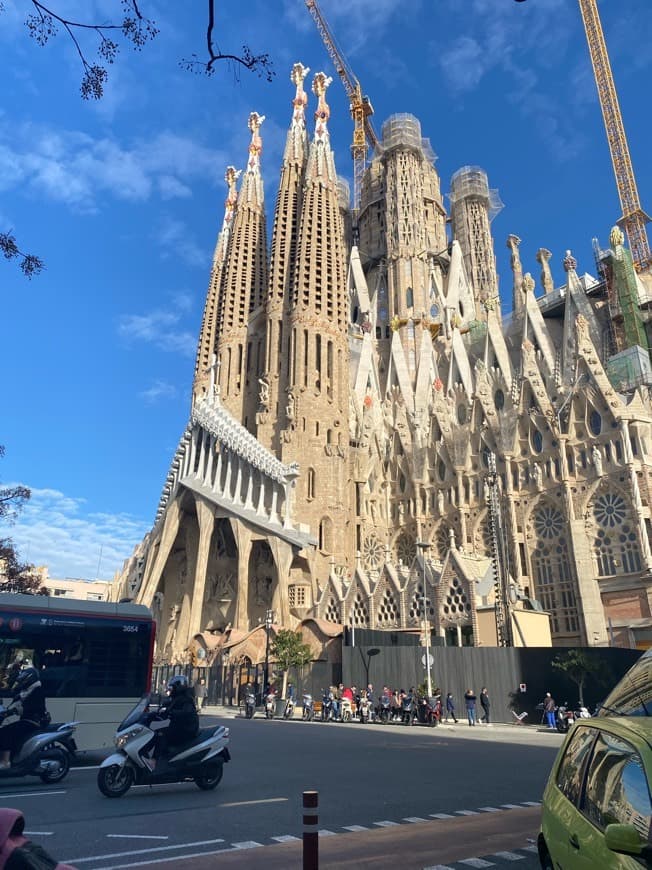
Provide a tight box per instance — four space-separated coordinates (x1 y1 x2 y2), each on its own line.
279 72 351 571
449 165 502 319
214 112 269 424
255 63 311 453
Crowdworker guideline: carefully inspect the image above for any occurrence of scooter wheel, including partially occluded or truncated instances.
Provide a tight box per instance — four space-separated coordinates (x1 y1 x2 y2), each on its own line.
39 747 70 783
194 762 223 790
98 764 134 798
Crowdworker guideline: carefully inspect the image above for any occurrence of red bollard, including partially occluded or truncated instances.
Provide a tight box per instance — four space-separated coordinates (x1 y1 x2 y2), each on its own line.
303 789 319 869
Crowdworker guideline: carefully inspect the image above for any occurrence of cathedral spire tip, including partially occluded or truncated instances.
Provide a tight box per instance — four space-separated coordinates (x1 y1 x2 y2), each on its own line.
312 71 333 140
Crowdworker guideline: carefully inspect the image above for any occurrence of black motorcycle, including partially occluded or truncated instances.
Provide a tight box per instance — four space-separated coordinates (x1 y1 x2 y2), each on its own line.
321 692 334 722
377 694 391 723
401 694 417 726
243 691 256 720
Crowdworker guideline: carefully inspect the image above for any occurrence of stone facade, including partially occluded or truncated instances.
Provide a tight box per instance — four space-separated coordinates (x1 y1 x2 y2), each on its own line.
113 64 652 660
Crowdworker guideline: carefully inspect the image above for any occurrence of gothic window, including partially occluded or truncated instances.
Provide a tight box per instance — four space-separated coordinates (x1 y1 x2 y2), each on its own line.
531 504 579 638
352 592 369 626
307 468 315 501
408 583 435 624
457 404 467 424
494 389 505 410
363 534 384 570
288 585 308 608
395 532 416 565
319 517 333 553
589 410 602 436
325 596 340 623
442 575 471 621
438 459 446 481
532 429 543 454
376 587 400 626
435 524 452 560
593 491 642 576
406 287 414 309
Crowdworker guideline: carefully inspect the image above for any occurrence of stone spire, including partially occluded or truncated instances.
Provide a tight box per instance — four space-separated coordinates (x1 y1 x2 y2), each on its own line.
192 166 241 404
281 71 351 566
536 247 554 295
507 234 524 315
215 112 269 424
256 63 311 451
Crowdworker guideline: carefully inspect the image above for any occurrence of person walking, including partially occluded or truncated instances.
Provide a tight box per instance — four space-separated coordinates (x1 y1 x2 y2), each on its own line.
543 692 556 729
195 677 208 712
480 687 491 725
464 688 477 726
445 692 458 723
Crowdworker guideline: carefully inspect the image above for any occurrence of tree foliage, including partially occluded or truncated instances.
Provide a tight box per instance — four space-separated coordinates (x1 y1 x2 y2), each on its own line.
552 649 610 706
3 1 275 277
271 629 312 697
0 446 45 594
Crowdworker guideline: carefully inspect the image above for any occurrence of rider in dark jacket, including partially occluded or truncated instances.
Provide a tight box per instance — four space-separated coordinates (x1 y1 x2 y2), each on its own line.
0 663 47 768
149 675 199 767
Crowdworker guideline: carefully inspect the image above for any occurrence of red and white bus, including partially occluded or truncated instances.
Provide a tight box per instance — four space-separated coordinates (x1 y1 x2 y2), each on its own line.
0 592 155 751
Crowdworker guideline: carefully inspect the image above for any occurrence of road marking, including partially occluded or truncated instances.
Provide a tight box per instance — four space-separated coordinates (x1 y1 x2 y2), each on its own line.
521 801 541 807
99 847 239 870
423 866 455 870
71 765 101 771
492 852 525 861
106 835 170 841
459 860 495 868
429 813 455 819
65 839 226 864
0 790 66 799
272 835 301 843
500 804 521 809
318 830 337 837
232 841 263 849
219 797 288 807
342 825 369 832
455 810 480 816
478 806 502 812
24 831 54 836
521 845 539 853
374 820 400 827
403 816 428 823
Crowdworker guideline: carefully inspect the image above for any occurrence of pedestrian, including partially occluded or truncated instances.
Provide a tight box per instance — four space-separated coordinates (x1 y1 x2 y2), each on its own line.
195 677 208 711
464 688 477 726
445 691 458 723
480 687 491 725
543 692 556 729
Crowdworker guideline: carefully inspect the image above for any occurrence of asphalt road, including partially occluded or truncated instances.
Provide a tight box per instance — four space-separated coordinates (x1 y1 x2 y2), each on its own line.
2 715 563 869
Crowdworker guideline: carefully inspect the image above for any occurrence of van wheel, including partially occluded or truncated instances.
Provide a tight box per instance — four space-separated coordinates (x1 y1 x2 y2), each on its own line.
195 763 223 790
538 836 554 870
98 764 134 798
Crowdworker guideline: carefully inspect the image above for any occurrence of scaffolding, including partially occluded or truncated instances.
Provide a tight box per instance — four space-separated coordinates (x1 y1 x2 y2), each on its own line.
449 166 504 221
380 114 434 160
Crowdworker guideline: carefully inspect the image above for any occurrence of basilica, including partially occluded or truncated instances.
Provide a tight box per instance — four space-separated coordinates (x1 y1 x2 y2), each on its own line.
113 62 652 659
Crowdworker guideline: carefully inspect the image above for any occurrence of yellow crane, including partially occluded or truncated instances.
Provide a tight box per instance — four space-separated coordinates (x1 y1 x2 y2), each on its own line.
518 0 651 272
305 0 380 215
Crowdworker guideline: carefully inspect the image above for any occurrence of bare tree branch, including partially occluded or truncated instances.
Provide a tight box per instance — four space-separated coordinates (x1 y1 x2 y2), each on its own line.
0 231 44 278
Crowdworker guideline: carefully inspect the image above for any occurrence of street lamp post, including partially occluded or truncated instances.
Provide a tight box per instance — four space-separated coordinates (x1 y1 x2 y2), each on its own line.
264 608 274 694
416 541 433 697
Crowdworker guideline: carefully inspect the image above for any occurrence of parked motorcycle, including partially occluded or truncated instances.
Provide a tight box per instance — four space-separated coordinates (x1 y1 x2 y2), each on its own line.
401 693 417 726
243 690 256 720
97 696 230 798
0 704 77 784
264 691 277 720
302 694 314 721
418 695 442 727
283 696 295 719
321 691 334 722
358 695 371 724
377 693 391 723
340 697 353 722
556 703 576 733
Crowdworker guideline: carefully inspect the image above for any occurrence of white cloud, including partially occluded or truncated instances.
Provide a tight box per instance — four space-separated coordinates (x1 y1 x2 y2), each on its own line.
1 486 150 581
140 380 178 404
0 122 226 213
156 215 207 268
118 306 196 357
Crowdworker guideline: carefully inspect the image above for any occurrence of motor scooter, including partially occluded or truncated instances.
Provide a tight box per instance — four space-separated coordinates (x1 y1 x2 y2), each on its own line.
302 694 314 721
418 695 442 726
97 696 230 798
264 691 277 720
321 691 334 722
377 693 391 723
401 693 417 726
358 695 371 724
243 690 256 719
0 703 77 784
556 703 575 733
282 695 295 719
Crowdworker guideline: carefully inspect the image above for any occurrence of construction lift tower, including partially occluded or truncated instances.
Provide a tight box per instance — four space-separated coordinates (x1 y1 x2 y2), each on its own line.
517 0 651 272
305 0 380 219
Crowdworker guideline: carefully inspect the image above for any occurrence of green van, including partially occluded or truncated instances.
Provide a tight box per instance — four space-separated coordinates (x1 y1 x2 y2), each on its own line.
538 649 652 868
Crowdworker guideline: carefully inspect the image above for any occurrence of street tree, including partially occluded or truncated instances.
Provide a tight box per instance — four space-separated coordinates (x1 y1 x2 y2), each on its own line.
0 445 45 594
552 649 610 707
3 0 275 276
270 629 312 699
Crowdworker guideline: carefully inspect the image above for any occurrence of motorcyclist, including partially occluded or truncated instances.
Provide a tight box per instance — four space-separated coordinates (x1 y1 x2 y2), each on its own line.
0 661 46 769
148 675 199 769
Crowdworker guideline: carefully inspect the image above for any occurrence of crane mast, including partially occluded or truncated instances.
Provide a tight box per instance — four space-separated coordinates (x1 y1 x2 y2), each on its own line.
578 0 651 272
305 0 380 215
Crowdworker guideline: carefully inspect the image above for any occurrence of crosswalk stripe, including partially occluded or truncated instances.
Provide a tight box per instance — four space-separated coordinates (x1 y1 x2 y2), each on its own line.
403 816 427 823
430 813 455 819
521 801 541 806
459 859 495 868
423 865 455 870
500 804 521 809
521 845 539 853
374 820 400 827
271 835 300 843
343 825 369 832
478 807 502 812
492 852 525 861
318 830 337 837
455 810 480 816
232 841 263 849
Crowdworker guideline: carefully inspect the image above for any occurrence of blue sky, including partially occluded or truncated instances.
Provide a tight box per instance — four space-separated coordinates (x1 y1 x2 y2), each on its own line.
2 0 651 581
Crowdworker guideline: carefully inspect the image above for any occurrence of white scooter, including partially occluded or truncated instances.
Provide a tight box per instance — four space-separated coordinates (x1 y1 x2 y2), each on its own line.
97 696 230 798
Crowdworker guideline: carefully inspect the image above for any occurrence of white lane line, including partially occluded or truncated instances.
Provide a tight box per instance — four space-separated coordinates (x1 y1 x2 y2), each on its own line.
521 801 541 807
0 790 66 799
455 810 480 816
24 831 54 836
501 804 521 809
271 835 301 843
459 860 495 868
99 847 239 870
374 820 400 827
219 797 288 807
430 813 455 819
106 835 170 841
343 825 369 832
403 816 427 823
64 838 226 864
478 806 502 812
492 852 525 861
232 841 263 849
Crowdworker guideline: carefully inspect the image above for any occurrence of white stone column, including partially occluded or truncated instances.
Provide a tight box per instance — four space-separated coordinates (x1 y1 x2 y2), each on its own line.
244 464 254 510
187 496 215 640
270 484 280 525
234 456 243 505
256 470 266 517
223 451 233 499
456 624 462 647
204 436 215 487
212 448 223 493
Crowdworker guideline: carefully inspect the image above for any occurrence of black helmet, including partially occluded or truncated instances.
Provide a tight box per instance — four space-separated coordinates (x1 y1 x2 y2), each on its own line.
15 666 40 693
167 674 190 697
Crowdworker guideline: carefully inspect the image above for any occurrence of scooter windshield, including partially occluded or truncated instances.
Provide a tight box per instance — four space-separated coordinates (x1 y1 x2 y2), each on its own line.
118 696 149 731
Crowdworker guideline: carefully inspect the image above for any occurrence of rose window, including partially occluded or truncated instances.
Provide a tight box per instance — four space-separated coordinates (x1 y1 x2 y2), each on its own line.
594 492 627 528
395 533 416 566
534 505 564 539
363 534 384 570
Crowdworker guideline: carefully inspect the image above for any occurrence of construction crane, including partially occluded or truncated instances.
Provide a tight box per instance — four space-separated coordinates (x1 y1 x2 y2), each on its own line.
517 0 651 272
305 0 380 215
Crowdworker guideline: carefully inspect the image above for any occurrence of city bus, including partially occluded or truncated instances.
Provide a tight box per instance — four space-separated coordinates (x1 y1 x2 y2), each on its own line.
0 592 155 751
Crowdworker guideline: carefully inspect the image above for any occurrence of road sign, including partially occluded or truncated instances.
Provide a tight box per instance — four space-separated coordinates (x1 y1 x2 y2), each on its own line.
422 652 433 669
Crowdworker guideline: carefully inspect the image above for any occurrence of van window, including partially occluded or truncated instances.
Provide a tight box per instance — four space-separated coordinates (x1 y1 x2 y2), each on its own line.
598 649 652 717
556 726 596 806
